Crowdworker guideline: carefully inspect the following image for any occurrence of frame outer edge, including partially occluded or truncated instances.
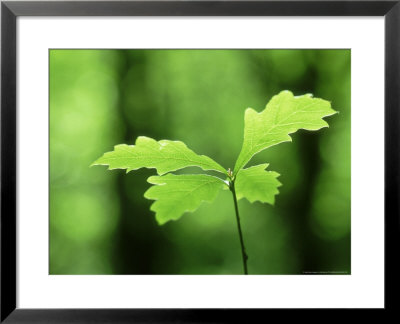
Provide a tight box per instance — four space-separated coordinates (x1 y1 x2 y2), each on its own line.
2 1 398 16
385 1 400 312
0 0 398 322
1 2 17 323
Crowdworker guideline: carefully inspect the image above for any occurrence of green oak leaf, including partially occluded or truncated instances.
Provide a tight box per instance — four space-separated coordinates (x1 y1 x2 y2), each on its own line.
234 90 337 173
92 91 336 229
144 174 224 225
92 136 226 175
235 164 281 205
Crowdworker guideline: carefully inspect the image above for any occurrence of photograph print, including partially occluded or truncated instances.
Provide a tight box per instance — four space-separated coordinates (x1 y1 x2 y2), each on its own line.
50 49 350 275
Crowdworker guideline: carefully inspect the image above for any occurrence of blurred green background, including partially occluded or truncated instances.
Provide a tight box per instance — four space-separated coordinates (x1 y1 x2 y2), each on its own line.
49 49 350 275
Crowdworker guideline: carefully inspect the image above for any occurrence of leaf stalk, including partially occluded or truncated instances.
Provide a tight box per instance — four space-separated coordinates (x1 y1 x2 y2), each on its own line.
229 179 248 275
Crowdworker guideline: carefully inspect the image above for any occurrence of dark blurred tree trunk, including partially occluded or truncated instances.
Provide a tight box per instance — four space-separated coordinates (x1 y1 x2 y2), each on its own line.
284 65 323 273
251 51 327 273
111 50 172 274
289 54 350 274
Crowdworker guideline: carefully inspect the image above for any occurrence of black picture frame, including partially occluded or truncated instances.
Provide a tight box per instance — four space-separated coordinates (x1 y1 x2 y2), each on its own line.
1 0 399 322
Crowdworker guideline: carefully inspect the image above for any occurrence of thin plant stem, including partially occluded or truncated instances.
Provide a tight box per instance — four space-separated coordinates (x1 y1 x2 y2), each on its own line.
230 180 248 275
